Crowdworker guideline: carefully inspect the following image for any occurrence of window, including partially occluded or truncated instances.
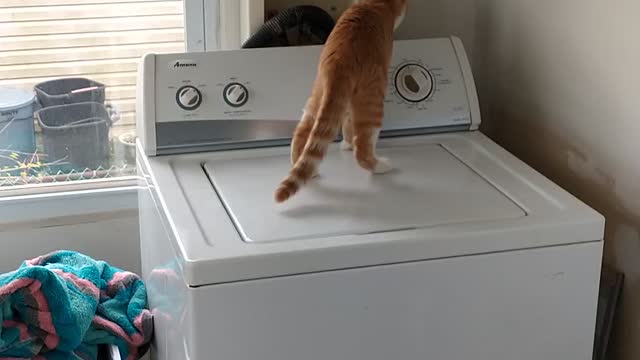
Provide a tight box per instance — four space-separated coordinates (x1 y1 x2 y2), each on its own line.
0 0 186 192
0 0 268 197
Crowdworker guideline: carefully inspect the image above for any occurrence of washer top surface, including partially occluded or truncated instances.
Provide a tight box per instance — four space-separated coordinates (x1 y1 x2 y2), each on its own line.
141 132 604 286
204 143 526 244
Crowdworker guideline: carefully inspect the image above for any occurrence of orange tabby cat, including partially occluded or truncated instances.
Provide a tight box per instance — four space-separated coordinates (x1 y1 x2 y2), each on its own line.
274 0 408 203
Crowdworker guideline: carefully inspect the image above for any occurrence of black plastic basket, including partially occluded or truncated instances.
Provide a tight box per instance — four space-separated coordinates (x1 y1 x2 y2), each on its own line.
35 78 106 108
35 102 113 171
242 5 335 48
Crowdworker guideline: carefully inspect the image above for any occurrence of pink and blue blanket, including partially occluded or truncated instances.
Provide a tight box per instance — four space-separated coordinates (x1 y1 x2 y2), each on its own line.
0 251 153 359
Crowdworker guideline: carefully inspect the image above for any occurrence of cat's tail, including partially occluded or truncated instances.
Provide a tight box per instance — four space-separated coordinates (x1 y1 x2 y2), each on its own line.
274 80 349 203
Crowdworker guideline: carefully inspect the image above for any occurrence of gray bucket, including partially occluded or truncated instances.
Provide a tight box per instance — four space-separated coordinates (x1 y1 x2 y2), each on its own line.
35 102 113 171
35 78 106 108
0 87 36 153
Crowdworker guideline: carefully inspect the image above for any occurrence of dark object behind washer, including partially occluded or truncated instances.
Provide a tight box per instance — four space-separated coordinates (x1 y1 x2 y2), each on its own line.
242 6 335 48
593 267 624 360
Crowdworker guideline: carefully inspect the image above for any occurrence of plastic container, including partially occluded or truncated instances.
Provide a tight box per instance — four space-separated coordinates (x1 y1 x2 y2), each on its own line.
35 102 113 171
114 131 136 165
35 78 106 108
0 87 36 153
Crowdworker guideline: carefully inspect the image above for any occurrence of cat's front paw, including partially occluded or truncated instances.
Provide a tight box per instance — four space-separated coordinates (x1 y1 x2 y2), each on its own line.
373 157 393 174
340 140 353 151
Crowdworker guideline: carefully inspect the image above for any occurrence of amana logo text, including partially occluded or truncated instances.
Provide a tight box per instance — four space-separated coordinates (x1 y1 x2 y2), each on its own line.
170 60 198 69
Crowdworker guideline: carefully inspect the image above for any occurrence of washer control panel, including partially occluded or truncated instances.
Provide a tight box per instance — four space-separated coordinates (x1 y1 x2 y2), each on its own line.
139 37 480 155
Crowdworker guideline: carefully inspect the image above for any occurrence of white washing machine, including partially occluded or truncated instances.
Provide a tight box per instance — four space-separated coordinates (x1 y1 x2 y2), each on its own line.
136 37 605 360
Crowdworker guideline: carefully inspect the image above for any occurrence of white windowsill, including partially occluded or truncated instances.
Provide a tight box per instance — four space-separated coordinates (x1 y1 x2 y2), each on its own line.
0 181 139 230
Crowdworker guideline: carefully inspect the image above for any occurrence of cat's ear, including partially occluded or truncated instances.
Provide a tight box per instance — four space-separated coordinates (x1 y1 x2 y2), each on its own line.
394 6 407 30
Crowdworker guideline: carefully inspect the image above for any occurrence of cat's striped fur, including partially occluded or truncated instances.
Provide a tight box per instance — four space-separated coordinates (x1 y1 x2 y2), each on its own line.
274 0 408 203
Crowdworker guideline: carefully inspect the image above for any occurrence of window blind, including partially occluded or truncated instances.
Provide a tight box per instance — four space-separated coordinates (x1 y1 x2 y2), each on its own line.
0 0 186 129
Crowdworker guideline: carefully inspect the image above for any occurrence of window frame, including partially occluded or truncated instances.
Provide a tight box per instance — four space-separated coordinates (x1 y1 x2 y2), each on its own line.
0 0 264 201
185 0 264 51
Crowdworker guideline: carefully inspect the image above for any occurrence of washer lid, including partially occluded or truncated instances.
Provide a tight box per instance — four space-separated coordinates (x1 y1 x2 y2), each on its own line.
204 143 526 244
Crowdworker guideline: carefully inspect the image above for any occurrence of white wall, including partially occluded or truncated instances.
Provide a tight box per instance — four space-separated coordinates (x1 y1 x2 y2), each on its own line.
394 0 481 58
0 189 140 274
393 1 639 359
0 215 140 274
476 2 639 359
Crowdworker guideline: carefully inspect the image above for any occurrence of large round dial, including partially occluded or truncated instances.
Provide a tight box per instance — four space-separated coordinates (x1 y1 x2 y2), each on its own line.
223 82 249 108
176 85 202 111
394 63 434 103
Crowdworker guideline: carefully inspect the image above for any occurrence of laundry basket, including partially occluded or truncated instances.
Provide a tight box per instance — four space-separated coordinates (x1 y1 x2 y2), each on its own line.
35 78 105 108
35 102 114 172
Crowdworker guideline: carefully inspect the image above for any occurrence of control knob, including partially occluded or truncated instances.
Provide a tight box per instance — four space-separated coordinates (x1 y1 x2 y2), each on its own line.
176 86 202 111
223 83 249 108
394 63 434 103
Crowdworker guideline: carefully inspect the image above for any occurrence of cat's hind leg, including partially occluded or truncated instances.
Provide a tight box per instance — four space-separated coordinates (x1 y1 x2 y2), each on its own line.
340 111 354 151
291 92 321 165
291 111 314 165
350 88 393 174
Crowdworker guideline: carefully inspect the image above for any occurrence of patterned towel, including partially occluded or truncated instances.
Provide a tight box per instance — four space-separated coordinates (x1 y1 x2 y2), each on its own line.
0 251 153 360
